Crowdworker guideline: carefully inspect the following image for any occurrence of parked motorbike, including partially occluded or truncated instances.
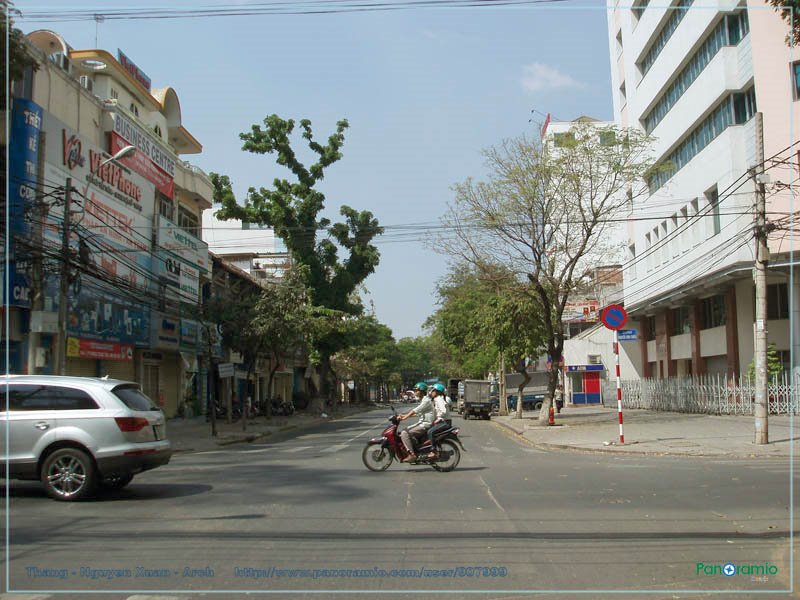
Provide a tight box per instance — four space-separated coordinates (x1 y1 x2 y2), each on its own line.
361 406 464 472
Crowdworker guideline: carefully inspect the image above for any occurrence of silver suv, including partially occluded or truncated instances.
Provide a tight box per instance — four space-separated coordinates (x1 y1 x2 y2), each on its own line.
2 375 171 501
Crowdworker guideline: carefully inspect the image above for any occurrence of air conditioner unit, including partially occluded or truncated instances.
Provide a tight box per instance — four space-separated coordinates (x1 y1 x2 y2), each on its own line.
588 354 602 365
79 75 93 92
50 52 70 72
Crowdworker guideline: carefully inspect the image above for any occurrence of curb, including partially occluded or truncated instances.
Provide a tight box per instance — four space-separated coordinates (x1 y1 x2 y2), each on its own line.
491 418 793 459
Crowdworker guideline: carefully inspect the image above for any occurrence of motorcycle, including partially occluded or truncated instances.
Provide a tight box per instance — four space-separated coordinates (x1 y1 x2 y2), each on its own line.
362 406 464 472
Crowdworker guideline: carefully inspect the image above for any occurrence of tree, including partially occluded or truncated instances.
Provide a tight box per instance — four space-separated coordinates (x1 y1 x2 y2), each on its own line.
747 344 784 380
1 1 40 105
251 266 314 414
443 123 654 424
768 0 800 46
210 115 383 399
425 264 545 416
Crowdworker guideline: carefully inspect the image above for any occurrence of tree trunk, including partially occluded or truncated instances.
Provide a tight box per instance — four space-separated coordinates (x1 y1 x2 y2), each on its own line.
538 345 562 425
516 366 530 420
498 352 508 416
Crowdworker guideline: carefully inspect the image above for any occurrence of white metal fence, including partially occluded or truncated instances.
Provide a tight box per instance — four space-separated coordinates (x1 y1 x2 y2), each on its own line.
619 374 800 415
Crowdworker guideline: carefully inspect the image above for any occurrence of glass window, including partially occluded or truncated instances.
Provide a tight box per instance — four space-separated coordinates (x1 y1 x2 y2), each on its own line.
159 194 174 222
553 132 575 147
177 205 199 237
113 385 159 411
701 295 726 329
707 188 721 235
671 306 691 335
646 316 657 340
7 385 98 411
767 283 789 320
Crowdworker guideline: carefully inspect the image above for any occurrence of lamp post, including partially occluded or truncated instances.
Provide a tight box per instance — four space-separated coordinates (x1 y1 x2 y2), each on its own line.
55 144 137 375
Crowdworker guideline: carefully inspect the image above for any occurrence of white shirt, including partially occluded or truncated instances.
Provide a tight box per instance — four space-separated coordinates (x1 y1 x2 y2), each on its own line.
432 394 449 422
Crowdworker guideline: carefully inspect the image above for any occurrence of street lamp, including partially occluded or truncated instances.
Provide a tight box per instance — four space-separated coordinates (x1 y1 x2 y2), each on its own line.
55 144 138 375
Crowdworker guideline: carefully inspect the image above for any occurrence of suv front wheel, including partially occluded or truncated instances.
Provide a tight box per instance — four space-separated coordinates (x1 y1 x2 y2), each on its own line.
41 448 97 501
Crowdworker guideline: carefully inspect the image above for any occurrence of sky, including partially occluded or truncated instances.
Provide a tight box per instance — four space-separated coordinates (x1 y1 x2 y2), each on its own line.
17 1 615 339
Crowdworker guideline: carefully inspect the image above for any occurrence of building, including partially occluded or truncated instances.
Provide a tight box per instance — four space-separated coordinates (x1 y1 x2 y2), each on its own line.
5 30 213 416
202 209 292 282
607 2 799 379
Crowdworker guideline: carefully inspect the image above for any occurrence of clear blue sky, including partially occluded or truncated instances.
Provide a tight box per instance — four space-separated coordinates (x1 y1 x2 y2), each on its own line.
18 1 614 339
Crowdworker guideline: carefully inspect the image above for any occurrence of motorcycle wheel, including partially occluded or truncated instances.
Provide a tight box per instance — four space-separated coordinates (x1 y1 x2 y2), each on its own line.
430 439 460 472
362 445 393 471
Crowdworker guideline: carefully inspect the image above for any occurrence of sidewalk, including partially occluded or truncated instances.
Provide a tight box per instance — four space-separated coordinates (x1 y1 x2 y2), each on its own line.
165 403 374 453
493 405 799 458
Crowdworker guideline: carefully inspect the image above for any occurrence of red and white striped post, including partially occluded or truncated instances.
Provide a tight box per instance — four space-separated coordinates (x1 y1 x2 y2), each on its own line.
614 329 624 444
601 304 628 445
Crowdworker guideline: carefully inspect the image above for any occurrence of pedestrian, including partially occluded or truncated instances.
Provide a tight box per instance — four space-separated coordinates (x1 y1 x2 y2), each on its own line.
555 384 564 413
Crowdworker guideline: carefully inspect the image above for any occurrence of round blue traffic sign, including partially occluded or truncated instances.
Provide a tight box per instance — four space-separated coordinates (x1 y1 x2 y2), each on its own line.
601 304 628 330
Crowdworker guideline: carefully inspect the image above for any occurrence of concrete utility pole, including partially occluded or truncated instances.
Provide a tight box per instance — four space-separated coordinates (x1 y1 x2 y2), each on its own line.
26 131 46 374
56 177 72 376
752 112 768 445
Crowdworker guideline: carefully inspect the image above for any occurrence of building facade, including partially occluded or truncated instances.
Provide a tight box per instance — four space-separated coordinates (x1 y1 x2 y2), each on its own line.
5 30 213 416
607 1 800 379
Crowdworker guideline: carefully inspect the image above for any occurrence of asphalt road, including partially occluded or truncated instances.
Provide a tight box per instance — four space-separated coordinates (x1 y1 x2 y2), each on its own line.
1 406 797 600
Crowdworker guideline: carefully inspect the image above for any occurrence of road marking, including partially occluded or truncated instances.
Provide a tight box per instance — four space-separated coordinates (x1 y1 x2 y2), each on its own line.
320 444 349 453
239 448 272 454
482 446 502 452
280 446 313 453
479 475 506 513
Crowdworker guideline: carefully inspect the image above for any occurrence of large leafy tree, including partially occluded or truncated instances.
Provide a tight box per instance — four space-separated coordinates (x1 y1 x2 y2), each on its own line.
210 115 383 397
443 124 654 424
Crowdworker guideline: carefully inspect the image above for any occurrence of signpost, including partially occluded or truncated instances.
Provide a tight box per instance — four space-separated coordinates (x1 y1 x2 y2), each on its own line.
601 305 628 444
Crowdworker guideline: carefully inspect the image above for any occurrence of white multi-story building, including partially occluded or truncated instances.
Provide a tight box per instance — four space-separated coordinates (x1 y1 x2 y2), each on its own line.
607 1 799 378
202 210 290 281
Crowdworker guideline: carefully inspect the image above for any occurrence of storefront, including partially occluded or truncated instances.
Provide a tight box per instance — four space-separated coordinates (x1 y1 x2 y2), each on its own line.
566 364 605 405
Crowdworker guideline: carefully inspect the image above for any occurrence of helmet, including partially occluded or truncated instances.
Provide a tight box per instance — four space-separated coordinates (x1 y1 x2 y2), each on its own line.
432 383 446 394
413 382 428 392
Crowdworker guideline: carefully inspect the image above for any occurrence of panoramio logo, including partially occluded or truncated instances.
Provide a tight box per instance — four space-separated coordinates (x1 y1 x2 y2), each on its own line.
696 562 778 577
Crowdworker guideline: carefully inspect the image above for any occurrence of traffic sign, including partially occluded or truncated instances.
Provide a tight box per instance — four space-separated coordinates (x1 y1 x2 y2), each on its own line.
601 304 628 330
617 329 638 341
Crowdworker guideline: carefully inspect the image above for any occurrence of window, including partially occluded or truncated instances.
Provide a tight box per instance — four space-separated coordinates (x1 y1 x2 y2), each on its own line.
646 316 657 340
707 187 721 236
7 385 98 411
632 0 649 20
793 62 800 100
670 306 691 335
111 87 119 100
159 194 174 222
628 244 637 279
129 103 139 117
599 130 617 146
639 0 695 76
733 88 757 124
553 132 575 147
113 385 158 411
767 283 789 320
177 205 199 236
154 124 162 138
701 295 726 329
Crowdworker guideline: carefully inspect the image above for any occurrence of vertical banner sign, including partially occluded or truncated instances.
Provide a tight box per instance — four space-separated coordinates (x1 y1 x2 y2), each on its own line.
601 305 628 444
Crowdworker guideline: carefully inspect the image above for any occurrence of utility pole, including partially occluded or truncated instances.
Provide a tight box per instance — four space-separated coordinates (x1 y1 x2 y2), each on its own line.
56 178 72 376
752 112 768 445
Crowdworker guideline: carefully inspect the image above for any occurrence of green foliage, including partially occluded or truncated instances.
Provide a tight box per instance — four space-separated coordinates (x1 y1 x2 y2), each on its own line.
210 115 384 394
2 1 40 104
424 265 545 378
331 315 399 386
768 0 800 46
746 344 784 379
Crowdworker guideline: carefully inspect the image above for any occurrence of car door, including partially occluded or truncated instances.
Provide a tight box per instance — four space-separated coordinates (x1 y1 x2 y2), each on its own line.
4 384 60 478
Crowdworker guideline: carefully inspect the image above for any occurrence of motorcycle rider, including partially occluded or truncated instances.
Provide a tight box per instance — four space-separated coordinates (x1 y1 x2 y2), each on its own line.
398 382 434 462
425 383 450 459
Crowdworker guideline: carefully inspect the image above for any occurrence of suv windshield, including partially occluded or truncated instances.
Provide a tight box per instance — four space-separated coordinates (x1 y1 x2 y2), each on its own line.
113 385 160 411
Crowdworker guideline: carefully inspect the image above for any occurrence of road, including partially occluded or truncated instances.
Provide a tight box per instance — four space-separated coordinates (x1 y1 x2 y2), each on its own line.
1 406 796 599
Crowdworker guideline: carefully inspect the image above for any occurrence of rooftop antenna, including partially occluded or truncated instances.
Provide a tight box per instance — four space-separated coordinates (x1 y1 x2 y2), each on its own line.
94 14 105 48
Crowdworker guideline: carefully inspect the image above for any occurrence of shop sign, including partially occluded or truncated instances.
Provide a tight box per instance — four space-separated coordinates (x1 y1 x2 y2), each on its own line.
67 337 134 361
110 132 174 198
150 311 179 350
563 299 600 323
111 110 175 176
567 364 605 372
159 216 209 276
158 249 201 302
9 98 43 241
117 49 152 91
180 319 198 349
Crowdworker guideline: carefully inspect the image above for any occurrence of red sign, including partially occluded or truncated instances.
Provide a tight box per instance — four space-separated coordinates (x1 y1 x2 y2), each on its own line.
600 305 628 331
111 133 174 198
67 338 134 361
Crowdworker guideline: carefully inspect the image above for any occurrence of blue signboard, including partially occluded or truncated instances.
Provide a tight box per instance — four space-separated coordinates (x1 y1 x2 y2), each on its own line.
567 364 605 372
617 329 638 341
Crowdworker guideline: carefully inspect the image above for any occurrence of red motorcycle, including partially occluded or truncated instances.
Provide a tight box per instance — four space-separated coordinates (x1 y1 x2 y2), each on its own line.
362 407 464 472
